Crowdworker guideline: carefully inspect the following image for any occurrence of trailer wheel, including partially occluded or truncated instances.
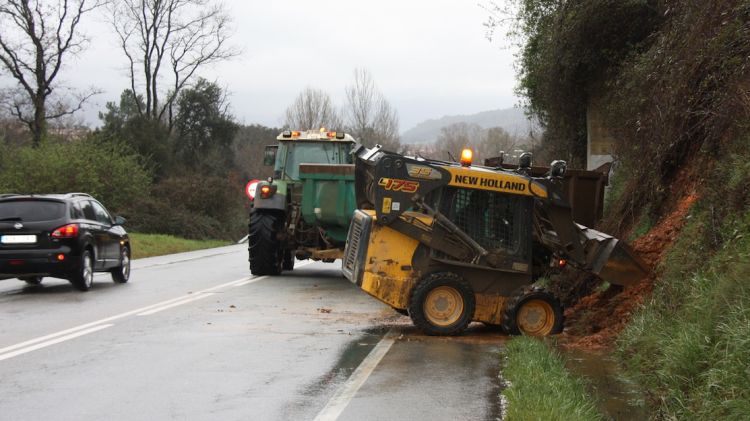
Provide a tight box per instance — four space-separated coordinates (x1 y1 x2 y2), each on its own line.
408 272 475 336
248 210 283 276
502 286 564 336
282 249 294 271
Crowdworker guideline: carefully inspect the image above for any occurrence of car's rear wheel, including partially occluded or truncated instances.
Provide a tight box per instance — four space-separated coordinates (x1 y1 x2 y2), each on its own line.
111 246 130 283
20 276 43 285
70 250 94 291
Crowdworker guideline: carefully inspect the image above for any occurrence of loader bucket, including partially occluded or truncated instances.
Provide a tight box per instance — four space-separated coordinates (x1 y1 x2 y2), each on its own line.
578 224 650 287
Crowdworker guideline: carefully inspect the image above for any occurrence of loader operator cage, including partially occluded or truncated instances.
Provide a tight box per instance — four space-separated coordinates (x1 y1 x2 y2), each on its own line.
436 187 533 263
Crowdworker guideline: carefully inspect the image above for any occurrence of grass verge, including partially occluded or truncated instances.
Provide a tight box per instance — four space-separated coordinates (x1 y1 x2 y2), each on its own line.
617 205 750 419
501 337 603 421
128 232 230 259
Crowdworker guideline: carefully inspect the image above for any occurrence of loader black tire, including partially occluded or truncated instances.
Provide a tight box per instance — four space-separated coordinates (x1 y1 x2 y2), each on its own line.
408 272 475 336
502 285 564 336
282 249 294 271
248 210 283 276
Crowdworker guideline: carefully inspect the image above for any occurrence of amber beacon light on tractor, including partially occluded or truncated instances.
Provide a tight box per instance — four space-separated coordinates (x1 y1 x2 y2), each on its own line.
342 144 650 336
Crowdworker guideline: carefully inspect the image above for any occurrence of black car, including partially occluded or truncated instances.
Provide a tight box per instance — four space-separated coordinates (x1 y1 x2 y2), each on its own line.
0 193 131 291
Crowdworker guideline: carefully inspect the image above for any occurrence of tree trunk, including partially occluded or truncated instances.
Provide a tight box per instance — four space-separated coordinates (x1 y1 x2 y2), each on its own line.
32 96 47 147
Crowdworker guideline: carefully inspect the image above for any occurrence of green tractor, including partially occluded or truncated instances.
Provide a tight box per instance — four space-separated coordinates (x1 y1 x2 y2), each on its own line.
247 130 358 275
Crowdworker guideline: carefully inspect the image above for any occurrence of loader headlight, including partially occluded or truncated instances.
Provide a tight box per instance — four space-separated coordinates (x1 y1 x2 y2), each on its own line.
519 152 532 169
550 160 567 178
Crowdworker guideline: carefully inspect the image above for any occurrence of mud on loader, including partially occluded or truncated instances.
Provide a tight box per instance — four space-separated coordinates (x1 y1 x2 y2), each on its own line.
341 146 649 336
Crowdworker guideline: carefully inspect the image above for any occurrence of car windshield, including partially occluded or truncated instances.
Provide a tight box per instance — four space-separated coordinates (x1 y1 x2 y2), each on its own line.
0 200 65 222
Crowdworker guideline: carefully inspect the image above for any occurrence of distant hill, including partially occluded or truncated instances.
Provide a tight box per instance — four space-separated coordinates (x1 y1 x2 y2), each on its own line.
401 107 534 144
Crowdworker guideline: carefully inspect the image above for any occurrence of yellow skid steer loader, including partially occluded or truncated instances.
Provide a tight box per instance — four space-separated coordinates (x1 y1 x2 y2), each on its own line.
342 145 648 336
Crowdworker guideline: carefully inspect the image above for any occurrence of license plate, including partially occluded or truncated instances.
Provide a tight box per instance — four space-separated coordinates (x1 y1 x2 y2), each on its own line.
1 235 37 244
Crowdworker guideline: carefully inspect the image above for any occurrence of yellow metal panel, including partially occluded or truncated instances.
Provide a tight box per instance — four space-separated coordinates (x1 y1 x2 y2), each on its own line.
473 293 508 325
359 216 422 309
445 167 548 198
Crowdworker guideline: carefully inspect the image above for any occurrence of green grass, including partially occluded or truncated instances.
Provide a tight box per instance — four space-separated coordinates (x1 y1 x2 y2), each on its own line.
128 232 230 259
617 206 750 419
501 337 604 421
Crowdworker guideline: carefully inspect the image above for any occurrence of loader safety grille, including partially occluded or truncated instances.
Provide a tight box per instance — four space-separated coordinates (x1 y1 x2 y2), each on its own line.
342 210 371 285
440 187 531 259
344 219 363 272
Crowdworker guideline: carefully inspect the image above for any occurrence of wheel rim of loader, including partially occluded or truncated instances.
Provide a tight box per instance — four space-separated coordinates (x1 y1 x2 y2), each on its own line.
517 299 556 336
424 286 464 327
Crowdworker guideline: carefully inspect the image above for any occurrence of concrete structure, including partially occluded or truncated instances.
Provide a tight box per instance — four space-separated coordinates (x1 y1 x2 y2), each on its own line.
586 94 615 171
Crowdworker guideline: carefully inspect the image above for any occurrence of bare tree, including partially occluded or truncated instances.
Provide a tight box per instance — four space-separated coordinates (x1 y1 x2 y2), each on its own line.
108 0 238 130
283 87 342 130
0 0 103 146
475 126 518 163
344 68 400 150
434 122 484 162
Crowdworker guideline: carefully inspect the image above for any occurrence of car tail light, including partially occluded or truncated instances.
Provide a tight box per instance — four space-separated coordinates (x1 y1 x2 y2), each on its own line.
51 224 79 238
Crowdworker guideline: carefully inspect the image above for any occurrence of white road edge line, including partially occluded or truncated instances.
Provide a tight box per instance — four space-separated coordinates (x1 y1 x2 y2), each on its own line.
137 292 216 316
0 276 252 355
313 329 399 421
0 324 114 362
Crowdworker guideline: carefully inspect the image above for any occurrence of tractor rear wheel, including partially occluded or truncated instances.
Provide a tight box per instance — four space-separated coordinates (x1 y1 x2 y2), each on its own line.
502 286 564 336
408 272 475 336
248 210 283 276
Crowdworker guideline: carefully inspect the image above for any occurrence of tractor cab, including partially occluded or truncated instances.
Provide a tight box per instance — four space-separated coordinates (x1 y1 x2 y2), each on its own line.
264 130 356 181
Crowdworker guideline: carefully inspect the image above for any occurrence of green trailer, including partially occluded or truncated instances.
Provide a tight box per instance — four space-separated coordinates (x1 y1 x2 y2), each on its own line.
248 130 357 275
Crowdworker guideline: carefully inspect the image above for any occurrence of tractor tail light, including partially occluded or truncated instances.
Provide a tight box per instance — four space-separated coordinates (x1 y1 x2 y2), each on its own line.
259 184 277 199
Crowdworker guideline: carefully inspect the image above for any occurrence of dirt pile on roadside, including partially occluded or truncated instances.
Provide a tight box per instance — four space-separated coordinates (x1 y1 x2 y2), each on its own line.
559 193 698 350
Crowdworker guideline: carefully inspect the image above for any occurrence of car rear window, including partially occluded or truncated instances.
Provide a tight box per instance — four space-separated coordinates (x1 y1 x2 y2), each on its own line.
0 200 66 222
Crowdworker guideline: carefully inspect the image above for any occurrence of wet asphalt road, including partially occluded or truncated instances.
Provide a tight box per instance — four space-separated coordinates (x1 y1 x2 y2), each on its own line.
0 244 505 421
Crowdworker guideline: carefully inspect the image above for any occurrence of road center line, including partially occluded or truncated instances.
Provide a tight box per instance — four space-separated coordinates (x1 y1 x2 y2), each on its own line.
232 261 315 286
313 329 399 421
0 276 252 356
0 324 114 362
137 292 216 316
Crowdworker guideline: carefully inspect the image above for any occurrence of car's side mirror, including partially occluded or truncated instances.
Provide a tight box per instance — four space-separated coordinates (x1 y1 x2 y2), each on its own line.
263 145 278 166
114 216 126 225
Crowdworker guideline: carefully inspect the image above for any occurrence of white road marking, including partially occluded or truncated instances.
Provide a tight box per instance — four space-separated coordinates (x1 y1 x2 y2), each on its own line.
0 276 252 356
234 276 267 286
0 260 328 361
137 292 216 316
232 261 315 286
0 324 114 362
313 329 399 421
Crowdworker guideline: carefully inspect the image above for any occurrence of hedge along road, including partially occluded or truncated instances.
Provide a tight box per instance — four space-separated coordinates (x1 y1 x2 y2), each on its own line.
0 244 505 420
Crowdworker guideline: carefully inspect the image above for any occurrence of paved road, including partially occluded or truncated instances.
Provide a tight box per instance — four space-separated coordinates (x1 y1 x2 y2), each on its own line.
0 245 505 421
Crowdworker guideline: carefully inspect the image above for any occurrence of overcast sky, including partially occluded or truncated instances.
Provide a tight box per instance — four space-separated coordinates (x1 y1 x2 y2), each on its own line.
54 0 519 131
